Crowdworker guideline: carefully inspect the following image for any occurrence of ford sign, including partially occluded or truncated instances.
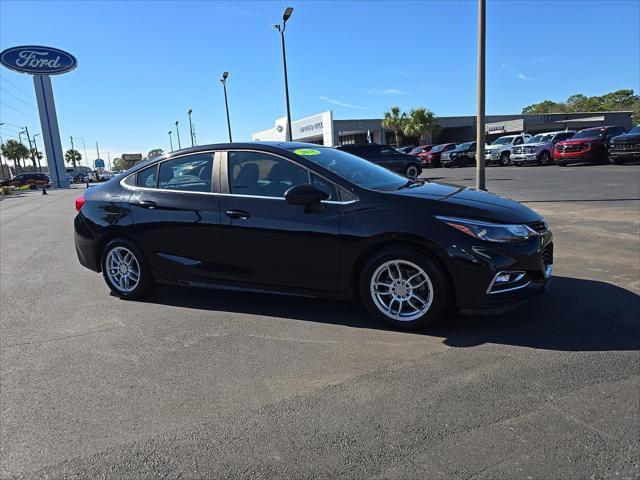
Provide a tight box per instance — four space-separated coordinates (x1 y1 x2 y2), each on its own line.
0 45 77 75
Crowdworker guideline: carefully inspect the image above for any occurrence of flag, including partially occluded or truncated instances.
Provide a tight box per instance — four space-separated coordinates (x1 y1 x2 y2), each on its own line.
367 129 372 143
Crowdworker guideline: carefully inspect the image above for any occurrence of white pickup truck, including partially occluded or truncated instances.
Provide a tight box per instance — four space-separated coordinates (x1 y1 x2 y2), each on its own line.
484 134 532 166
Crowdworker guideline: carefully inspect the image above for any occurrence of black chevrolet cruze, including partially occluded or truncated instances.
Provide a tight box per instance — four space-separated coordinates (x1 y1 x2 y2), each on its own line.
74 142 553 330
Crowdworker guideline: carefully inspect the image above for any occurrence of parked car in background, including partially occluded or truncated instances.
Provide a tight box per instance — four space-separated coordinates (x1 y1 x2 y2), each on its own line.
608 125 640 164
554 126 627 166
74 141 553 330
336 143 422 177
66 166 94 183
96 171 114 182
512 131 575 166
423 143 456 168
396 146 415 154
442 142 476 168
485 134 532 166
0 172 50 189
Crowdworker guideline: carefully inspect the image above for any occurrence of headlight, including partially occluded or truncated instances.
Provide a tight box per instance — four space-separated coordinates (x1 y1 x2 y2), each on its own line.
436 216 536 243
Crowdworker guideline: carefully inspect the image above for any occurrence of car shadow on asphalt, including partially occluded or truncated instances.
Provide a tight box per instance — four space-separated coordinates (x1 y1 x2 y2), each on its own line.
142 276 639 352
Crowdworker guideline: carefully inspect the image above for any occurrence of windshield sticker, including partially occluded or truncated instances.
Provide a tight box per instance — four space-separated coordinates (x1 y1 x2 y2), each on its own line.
294 148 321 156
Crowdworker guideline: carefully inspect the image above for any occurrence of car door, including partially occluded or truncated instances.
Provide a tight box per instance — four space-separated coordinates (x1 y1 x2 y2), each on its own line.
127 151 226 282
219 149 341 292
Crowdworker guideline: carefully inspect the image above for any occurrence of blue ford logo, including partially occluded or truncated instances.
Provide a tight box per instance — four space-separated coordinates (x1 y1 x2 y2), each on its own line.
0 45 77 75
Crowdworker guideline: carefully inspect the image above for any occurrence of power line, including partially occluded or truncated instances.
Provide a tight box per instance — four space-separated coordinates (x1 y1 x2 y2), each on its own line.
0 101 40 121
0 74 35 102
0 120 25 130
0 87 37 111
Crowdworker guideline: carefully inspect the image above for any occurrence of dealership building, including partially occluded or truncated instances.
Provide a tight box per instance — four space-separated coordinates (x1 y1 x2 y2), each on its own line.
252 110 634 146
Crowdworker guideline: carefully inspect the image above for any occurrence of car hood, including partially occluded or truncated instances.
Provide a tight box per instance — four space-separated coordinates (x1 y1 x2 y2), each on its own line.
386 181 541 224
520 142 549 148
560 137 599 144
612 133 640 141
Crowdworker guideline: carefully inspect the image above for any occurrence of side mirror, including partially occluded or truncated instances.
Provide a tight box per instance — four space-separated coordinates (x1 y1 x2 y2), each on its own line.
284 184 329 212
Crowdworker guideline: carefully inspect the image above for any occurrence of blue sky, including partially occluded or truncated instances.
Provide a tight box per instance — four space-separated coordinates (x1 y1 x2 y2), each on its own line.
1 0 639 165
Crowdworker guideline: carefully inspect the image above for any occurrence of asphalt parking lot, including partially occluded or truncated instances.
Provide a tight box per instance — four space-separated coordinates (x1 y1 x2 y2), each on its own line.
1 163 639 479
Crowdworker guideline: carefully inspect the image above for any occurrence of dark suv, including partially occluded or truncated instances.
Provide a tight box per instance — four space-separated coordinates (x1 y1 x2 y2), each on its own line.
0 172 50 189
609 125 640 164
554 125 627 166
442 142 476 168
336 143 422 177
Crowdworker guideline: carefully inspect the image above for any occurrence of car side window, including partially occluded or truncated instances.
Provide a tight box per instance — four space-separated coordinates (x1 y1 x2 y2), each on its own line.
136 165 158 188
380 146 396 156
513 137 524 145
311 173 337 200
228 151 309 198
158 153 213 192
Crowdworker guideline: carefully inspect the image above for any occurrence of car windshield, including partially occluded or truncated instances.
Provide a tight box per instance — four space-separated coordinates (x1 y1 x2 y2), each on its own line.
492 136 515 145
457 142 473 150
291 147 407 191
573 129 603 139
528 134 553 143
409 147 423 154
431 145 447 152
627 125 640 135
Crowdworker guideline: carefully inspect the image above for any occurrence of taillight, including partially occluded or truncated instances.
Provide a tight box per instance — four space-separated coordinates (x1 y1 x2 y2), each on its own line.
75 196 85 212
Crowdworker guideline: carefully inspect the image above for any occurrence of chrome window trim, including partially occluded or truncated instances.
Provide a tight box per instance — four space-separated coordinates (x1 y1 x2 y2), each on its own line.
119 148 359 205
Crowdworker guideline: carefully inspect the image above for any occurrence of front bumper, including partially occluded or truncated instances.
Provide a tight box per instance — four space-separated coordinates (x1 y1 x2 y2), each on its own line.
444 231 554 315
609 149 640 160
512 153 538 164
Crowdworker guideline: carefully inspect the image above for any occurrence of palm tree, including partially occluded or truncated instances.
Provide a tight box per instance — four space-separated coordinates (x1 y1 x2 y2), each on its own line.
382 106 406 147
147 148 164 159
65 148 82 169
403 108 441 145
1 140 29 173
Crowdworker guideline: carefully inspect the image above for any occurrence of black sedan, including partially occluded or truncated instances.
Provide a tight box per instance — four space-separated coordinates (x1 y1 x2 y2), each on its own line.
74 142 553 330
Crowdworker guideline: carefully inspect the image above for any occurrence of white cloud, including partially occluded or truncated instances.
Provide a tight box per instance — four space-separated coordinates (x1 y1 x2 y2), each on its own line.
517 73 534 81
366 88 408 95
388 69 411 76
319 96 367 110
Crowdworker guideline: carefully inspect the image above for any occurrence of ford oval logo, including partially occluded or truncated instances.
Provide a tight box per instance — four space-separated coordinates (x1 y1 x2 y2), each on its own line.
0 45 77 75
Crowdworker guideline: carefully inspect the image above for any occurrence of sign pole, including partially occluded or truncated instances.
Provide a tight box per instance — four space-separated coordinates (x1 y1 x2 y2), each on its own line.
475 0 486 191
33 75 69 188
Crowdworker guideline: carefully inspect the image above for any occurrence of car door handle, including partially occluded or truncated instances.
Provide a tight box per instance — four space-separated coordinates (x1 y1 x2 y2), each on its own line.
137 200 157 210
225 209 250 219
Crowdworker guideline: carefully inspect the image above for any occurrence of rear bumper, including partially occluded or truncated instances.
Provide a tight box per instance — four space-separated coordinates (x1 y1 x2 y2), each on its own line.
74 213 100 272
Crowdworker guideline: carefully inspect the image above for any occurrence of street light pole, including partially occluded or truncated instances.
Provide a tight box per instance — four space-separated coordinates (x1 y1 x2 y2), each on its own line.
22 127 36 172
0 123 7 179
70 136 76 169
175 121 181 149
475 0 486 191
274 7 294 141
168 130 174 152
220 72 232 142
187 109 195 147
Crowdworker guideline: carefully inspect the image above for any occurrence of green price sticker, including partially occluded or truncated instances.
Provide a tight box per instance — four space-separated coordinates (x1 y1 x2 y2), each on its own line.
294 148 321 156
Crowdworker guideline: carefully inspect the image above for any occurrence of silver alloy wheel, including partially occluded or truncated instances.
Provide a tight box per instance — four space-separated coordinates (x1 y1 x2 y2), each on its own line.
406 165 419 178
105 246 141 293
370 259 434 322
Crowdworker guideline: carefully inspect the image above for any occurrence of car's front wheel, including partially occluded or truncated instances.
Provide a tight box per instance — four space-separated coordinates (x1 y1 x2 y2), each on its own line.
101 238 154 299
499 151 510 166
405 164 420 178
360 247 450 330
538 151 551 166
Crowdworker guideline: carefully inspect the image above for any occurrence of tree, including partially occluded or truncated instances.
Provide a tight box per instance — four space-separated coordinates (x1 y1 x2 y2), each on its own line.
65 148 82 168
147 148 164 159
402 108 441 145
1 140 29 172
522 89 639 122
112 157 125 171
29 148 42 170
382 106 406 146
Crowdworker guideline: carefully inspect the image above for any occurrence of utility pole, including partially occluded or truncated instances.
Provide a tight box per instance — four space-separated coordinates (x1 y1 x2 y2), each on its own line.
96 142 100 160
274 7 294 141
107 152 111 171
81 137 88 168
0 123 6 179
175 121 181 149
187 109 194 147
220 72 232 142
475 0 486 191
70 136 76 169
22 127 36 172
192 124 197 146
168 130 174 152
33 133 42 172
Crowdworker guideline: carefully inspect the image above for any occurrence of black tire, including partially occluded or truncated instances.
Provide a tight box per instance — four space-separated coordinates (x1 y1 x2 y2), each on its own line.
405 164 420 178
515 162 522 167
538 151 551 166
359 246 450 330
101 238 154 300
557 161 567 167
609 155 621 165
499 151 510 166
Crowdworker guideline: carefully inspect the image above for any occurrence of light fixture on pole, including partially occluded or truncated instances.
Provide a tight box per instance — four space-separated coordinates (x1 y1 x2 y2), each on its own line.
175 120 181 149
168 130 174 152
274 7 294 141
220 71 232 142
187 109 195 147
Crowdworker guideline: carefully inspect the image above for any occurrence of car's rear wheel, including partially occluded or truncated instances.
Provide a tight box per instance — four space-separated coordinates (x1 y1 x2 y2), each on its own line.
359 247 450 330
405 164 420 178
538 151 551 166
101 238 154 299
